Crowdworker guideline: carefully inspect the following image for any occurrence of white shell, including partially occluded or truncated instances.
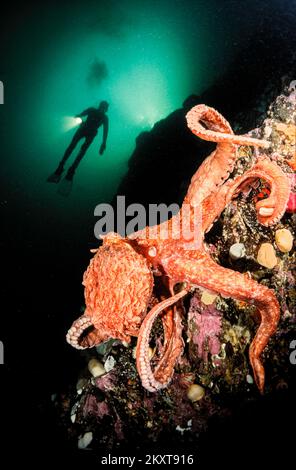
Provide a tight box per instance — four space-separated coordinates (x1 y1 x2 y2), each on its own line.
88 359 105 378
187 384 205 402
104 355 116 372
275 229 293 253
246 374 254 384
229 243 246 260
201 290 218 305
288 80 296 92
78 431 93 449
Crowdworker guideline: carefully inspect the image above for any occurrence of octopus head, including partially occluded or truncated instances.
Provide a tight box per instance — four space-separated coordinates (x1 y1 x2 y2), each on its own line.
66 234 153 350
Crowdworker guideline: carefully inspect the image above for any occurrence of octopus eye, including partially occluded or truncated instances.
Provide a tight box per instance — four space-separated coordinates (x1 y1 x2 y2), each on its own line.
148 247 157 257
258 207 274 216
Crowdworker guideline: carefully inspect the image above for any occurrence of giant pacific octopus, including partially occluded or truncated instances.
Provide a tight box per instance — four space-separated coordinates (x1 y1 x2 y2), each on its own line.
66 105 291 393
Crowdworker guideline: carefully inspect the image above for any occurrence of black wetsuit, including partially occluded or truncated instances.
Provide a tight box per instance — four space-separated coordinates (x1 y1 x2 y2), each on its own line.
59 107 108 177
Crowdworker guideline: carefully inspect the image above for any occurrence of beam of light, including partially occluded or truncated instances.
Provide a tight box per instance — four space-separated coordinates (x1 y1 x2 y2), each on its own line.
136 112 159 129
62 116 82 132
113 65 171 131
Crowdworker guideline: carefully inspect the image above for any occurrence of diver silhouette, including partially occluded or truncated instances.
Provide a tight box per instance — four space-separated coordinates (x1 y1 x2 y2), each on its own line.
47 100 109 184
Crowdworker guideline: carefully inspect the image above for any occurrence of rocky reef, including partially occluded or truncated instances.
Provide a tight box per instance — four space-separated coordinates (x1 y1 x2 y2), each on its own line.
54 83 295 461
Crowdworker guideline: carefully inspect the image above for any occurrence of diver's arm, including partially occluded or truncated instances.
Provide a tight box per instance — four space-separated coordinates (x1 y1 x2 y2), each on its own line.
102 116 109 145
76 108 91 118
99 117 109 155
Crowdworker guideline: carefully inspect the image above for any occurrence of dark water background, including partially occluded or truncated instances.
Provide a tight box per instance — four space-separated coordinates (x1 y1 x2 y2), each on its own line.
0 0 295 465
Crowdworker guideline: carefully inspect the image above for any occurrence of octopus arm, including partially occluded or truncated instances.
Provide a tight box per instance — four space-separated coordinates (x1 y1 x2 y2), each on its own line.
186 104 270 148
184 105 270 207
199 157 291 233
162 251 280 392
153 304 184 384
136 290 187 392
226 158 291 225
66 314 109 349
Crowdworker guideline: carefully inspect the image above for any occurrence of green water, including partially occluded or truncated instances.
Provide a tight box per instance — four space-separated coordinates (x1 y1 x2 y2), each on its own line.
1 0 267 214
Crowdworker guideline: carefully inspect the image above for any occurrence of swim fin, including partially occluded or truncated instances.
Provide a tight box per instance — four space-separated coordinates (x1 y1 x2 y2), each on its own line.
47 169 64 183
57 176 73 197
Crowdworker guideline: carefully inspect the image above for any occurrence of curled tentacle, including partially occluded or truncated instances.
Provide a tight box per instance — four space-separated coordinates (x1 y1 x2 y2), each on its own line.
154 304 184 384
186 104 270 148
186 104 234 137
66 315 106 350
136 290 187 392
184 105 270 208
200 157 291 233
228 157 291 226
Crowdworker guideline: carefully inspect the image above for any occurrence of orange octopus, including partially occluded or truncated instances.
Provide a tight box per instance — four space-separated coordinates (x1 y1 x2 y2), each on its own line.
66 105 291 393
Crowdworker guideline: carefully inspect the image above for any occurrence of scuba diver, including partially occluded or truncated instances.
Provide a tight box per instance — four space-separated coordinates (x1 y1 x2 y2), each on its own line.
47 100 109 184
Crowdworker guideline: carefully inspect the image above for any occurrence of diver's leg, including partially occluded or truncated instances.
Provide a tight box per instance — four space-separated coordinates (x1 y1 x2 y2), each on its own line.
66 134 95 180
57 129 83 171
47 129 84 183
